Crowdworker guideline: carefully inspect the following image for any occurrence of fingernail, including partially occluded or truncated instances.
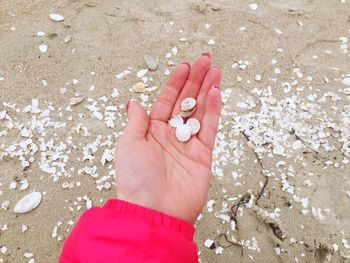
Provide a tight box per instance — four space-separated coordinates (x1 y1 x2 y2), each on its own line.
212 85 220 89
182 61 191 67
202 51 211 58
126 101 130 113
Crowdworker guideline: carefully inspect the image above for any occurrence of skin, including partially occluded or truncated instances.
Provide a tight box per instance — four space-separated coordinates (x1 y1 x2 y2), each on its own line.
115 53 222 223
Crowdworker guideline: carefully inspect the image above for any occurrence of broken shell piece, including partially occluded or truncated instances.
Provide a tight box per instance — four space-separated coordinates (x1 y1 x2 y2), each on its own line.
64 35 72 44
132 82 146 93
62 182 70 189
175 124 192 142
169 115 184 128
49 13 64 22
180 107 196 118
181 98 196 111
186 118 200 135
69 97 85 106
14 192 42 214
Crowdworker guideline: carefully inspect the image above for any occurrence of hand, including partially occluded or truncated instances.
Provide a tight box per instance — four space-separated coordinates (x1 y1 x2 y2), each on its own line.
115 53 222 223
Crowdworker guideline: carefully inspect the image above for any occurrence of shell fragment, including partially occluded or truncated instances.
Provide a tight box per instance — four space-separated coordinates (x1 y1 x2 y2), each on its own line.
49 14 64 22
14 192 42 213
186 118 200 135
175 124 192 142
169 115 184 128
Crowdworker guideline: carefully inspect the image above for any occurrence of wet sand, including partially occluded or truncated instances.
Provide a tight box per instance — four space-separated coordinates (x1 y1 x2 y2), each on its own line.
1 1 350 262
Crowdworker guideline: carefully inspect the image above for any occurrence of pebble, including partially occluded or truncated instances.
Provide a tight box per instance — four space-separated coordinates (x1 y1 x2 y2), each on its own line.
143 54 158 71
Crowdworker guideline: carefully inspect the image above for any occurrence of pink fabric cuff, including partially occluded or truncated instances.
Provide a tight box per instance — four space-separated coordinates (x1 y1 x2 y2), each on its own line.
104 199 195 241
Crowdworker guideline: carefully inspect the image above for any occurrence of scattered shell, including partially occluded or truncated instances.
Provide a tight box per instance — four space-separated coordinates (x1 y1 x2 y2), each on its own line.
37 31 45 37
169 115 184 128
62 182 70 189
69 97 85 106
132 82 146 93
144 54 158 71
181 97 196 111
49 13 64 22
175 124 192 142
137 69 148 78
64 35 72 44
171 47 178 55
208 38 215 45
343 78 350 86
249 3 258 11
14 192 42 214
39 45 48 53
186 118 200 135
21 224 29 232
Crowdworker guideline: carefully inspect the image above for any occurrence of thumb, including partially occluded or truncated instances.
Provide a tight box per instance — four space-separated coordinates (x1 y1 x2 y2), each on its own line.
124 100 149 139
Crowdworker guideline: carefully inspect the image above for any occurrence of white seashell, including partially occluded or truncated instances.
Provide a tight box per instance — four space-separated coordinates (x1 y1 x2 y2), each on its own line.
175 124 192 142
186 118 201 135
69 97 85 106
49 13 64 22
37 31 45 37
181 98 196 111
39 44 48 53
64 35 72 44
169 115 183 128
14 192 42 213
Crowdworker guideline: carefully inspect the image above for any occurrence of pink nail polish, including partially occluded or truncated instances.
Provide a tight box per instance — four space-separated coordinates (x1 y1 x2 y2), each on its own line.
202 51 211 58
182 61 191 67
212 85 220 89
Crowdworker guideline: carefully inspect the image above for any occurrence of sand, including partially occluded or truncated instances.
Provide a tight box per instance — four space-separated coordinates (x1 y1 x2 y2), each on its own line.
1 0 350 262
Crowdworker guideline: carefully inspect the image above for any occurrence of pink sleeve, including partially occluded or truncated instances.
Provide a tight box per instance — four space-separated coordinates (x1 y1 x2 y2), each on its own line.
59 199 198 263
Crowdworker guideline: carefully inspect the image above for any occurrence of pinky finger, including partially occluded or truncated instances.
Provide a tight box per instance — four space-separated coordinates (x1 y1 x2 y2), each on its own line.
198 86 222 151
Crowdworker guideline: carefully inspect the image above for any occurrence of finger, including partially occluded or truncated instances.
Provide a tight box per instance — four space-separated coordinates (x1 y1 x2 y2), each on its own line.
150 62 190 122
124 101 150 139
192 66 221 121
172 52 211 115
198 86 222 150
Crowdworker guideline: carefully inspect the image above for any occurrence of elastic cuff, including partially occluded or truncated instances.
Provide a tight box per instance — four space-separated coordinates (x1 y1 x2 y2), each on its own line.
103 199 195 240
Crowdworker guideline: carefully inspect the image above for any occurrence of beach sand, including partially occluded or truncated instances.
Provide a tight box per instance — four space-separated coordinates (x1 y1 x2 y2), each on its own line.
1 0 350 262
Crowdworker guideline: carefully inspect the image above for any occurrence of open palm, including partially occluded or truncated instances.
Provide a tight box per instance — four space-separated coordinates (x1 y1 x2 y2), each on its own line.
115 53 222 223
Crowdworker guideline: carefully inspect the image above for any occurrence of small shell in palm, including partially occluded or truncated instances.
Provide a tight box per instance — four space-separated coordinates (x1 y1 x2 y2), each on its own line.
181 98 196 112
175 124 192 142
186 118 201 135
169 115 184 128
